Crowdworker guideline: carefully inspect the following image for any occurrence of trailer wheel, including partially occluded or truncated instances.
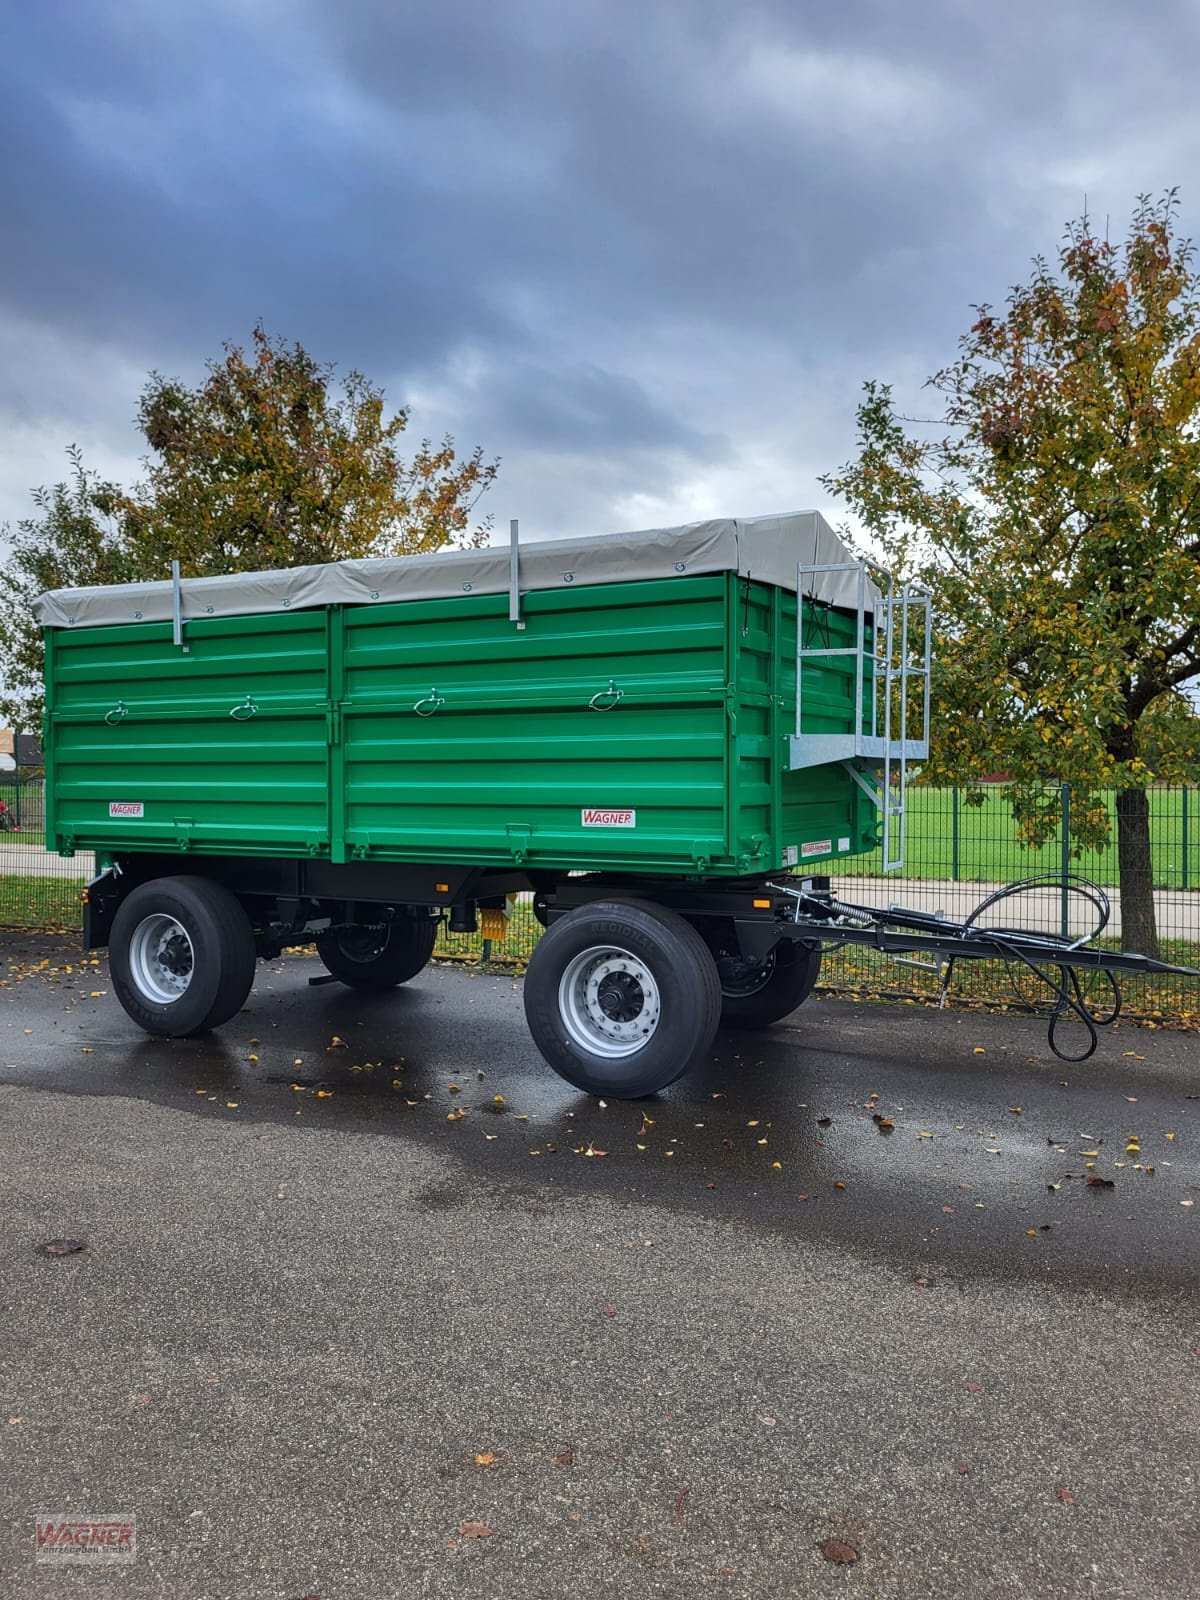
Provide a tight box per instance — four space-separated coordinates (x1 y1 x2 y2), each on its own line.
109 876 257 1037
719 940 822 1029
524 900 721 1097
316 918 438 989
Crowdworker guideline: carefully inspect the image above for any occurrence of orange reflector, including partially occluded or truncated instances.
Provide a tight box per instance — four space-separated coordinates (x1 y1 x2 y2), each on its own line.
753 898 771 908
435 883 450 893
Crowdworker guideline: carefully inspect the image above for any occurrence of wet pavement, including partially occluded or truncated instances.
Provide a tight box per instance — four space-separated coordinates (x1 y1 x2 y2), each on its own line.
3 936 1197 1297
2 935 1199 1598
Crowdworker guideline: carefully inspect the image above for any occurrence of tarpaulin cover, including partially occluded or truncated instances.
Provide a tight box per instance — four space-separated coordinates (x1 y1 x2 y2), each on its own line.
35 510 875 629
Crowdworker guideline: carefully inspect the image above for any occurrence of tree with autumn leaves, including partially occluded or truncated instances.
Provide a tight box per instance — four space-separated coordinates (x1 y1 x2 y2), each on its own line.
824 194 1200 957
0 327 497 723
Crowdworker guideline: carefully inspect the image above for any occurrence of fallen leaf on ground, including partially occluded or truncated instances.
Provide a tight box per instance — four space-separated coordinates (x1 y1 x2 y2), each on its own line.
1086 1176 1115 1189
960 1380 984 1393
601 1302 617 1317
833 1179 847 1191
818 1538 859 1565
39 1240 84 1257
955 1463 971 1475
1055 1486 1075 1505
554 1448 575 1467
458 1522 495 1540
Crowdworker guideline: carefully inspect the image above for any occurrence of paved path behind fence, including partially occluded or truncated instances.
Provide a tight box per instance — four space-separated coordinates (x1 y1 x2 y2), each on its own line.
0 841 94 878
831 875 1198 943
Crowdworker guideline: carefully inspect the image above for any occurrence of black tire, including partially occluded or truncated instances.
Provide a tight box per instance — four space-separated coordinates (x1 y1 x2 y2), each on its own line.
719 940 821 1029
109 876 257 1037
315 917 438 989
523 899 721 1097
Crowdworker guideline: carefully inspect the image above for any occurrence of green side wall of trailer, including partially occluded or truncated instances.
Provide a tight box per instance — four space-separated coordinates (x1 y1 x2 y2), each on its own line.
44 572 878 876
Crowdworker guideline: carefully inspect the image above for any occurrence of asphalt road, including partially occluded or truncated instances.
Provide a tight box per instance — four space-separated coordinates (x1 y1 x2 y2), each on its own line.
1 935 1198 1599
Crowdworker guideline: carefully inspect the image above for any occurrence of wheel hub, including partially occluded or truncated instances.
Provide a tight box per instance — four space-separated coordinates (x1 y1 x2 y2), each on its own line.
559 945 662 1059
129 913 195 1004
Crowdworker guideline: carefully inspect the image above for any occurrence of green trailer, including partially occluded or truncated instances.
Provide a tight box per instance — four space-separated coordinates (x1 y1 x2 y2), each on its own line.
40 511 934 1093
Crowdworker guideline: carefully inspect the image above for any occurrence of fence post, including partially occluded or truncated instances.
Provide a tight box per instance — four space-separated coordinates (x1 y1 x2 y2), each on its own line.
1183 786 1190 892
951 786 960 881
1060 783 1071 939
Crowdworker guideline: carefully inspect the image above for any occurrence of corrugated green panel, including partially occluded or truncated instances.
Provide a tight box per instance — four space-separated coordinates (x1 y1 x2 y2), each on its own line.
734 582 877 869
47 612 331 855
44 568 880 876
341 578 736 869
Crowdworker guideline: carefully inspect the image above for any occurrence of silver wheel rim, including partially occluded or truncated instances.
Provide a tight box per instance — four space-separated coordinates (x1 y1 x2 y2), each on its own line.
558 944 661 1059
129 913 195 1004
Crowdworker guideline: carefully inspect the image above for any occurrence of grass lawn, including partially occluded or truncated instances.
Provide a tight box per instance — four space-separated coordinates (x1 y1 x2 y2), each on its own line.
0 875 86 933
829 785 1200 889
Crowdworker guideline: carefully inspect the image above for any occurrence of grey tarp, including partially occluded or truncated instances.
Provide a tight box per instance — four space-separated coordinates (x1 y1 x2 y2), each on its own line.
34 510 876 629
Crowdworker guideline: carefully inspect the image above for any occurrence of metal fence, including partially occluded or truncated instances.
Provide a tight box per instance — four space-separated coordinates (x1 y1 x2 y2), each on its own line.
2 769 1197 1020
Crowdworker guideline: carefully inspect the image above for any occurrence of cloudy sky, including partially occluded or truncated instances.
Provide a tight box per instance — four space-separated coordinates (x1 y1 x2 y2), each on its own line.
3 0 1199 549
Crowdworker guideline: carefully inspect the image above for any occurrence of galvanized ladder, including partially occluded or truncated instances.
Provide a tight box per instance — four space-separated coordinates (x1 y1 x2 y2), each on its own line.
787 559 931 871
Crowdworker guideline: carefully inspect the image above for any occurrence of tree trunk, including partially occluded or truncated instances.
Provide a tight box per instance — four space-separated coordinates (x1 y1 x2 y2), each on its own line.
1115 786 1160 959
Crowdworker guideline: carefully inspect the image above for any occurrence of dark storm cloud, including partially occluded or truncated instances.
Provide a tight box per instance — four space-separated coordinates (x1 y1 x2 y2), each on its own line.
2 0 1200 536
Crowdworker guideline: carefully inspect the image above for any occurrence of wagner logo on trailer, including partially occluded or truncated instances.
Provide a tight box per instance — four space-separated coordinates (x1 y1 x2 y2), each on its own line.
35 1517 136 1564
581 809 636 828
108 802 144 818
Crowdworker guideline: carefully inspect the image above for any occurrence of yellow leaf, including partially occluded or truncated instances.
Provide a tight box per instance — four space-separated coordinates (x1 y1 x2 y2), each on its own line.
1165 1132 1177 1141
315 1088 333 1099
973 1047 986 1055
